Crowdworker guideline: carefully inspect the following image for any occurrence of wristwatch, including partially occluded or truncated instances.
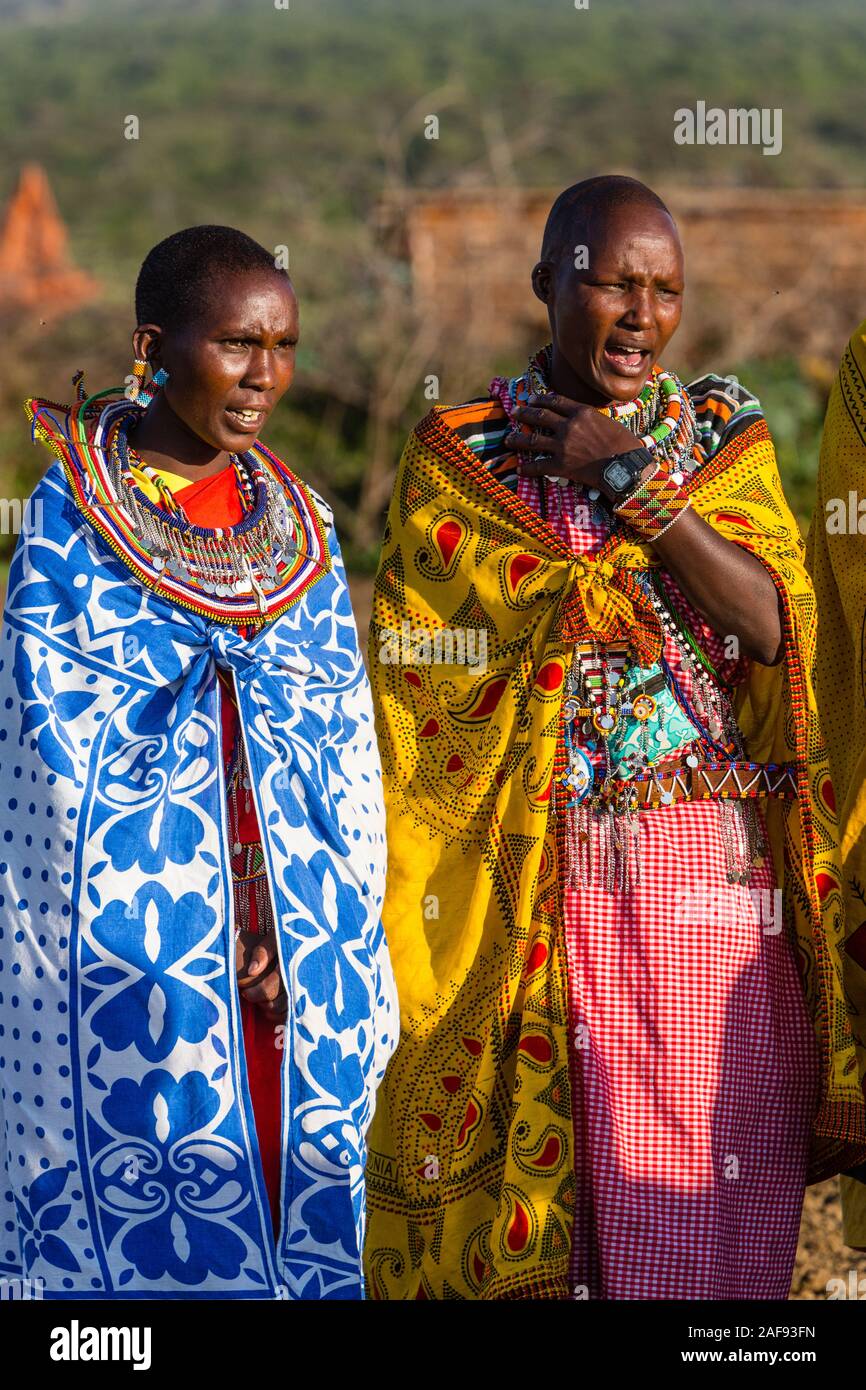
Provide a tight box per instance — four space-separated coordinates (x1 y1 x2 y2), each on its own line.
600 446 654 501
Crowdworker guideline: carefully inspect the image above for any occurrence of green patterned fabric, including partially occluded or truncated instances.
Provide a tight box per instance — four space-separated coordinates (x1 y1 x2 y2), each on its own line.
607 662 700 774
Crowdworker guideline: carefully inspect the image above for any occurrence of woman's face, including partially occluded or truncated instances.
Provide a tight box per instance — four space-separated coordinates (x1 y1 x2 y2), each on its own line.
532 201 685 405
139 268 299 452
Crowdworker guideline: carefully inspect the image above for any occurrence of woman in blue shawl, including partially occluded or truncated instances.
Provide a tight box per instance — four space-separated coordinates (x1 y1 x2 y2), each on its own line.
0 226 396 1300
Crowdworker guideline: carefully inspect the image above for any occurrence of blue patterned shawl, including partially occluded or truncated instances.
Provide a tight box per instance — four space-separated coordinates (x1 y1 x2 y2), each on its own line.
0 414 396 1300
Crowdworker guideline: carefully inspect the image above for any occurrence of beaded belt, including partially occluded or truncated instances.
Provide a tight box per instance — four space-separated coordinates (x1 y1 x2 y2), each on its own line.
561 760 796 892
559 758 798 814
231 842 275 938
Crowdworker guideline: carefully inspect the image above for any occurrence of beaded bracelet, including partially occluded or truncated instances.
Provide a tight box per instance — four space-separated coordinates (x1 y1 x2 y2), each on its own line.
613 464 692 540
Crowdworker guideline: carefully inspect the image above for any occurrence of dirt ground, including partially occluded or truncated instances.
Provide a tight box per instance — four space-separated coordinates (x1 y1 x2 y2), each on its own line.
793 1180 866 1299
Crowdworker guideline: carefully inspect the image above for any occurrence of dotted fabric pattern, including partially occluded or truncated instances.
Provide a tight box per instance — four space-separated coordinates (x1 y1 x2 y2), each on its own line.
806 321 866 1246
0 441 396 1300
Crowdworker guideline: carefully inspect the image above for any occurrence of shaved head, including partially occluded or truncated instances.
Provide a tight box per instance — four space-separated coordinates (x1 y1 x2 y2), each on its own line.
531 174 684 406
540 175 673 265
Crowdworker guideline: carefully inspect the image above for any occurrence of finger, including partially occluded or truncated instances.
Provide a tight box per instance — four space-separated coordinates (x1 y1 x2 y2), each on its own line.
257 990 289 1024
530 391 583 417
240 951 281 992
503 430 560 455
513 405 564 432
241 966 283 1007
246 939 277 979
238 953 280 993
251 977 289 1019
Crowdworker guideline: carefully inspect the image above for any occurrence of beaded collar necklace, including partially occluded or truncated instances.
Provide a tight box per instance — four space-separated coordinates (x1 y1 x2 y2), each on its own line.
109 410 302 611
25 377 332 627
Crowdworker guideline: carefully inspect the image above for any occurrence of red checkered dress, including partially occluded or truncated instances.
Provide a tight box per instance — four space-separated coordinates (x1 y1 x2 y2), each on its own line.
517 471 820 1300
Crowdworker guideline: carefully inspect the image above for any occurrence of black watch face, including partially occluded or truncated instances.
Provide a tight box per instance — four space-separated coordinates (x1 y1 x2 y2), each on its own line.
605 459 634 492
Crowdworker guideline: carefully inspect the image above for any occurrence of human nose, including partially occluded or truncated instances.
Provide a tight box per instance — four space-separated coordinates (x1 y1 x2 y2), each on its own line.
620 286 655 330
241 346 278 391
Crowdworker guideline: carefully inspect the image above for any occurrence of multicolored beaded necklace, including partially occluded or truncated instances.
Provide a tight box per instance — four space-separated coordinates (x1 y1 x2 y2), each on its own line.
515 342 698 477
109 410 303 614
30 371 332 629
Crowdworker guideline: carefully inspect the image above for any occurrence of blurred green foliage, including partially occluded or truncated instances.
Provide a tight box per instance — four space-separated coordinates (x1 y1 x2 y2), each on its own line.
734 358 830 532
0 0 858 559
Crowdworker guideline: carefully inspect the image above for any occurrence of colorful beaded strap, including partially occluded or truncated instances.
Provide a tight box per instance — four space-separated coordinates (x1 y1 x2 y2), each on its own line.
613 461 692 539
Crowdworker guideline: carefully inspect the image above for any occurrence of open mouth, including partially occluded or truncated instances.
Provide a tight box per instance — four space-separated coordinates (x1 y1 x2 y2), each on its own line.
603 343 651 376
225 406 267 432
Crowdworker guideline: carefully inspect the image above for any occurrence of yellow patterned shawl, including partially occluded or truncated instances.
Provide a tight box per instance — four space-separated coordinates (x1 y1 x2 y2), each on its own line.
806 321 866 1247
364 400 866 1300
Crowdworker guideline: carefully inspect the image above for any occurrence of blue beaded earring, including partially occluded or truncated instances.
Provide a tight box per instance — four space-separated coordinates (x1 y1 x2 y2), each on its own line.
136 366 169 406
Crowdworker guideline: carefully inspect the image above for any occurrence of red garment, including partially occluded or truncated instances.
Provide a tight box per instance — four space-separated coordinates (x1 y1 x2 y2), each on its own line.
563 802 817 1298
166 463 283 1236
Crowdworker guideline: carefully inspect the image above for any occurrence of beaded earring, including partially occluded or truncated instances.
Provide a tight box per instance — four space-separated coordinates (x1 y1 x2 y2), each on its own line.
126 358 148 402
136 366 169 407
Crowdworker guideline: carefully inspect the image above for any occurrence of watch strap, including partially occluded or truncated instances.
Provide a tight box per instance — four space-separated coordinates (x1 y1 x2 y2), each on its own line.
601 446 654 497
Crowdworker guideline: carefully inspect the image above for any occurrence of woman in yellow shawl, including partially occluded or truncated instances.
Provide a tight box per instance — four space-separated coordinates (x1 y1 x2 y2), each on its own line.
806 319 866 1251
364 177 866 1300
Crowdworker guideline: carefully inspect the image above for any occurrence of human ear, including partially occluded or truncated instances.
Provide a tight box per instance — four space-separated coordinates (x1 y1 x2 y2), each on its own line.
531 262 554 305
132 324 163 370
